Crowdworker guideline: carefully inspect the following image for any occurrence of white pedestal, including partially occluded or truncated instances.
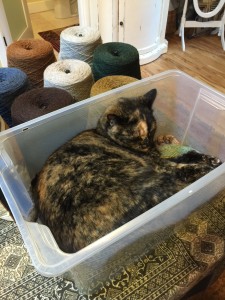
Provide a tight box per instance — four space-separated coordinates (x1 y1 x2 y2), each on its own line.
77 0 170 65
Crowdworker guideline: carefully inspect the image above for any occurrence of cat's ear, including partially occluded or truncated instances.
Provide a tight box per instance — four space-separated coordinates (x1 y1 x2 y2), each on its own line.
107 114 119 127
143 89 157 108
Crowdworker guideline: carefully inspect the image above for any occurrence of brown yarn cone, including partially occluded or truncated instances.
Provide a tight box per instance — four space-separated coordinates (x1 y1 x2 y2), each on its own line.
90 75 139 97
11 87 73 125
7 39 56 89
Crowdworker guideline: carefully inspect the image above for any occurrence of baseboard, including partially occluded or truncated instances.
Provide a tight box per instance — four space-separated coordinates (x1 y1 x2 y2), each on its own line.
27 0 54 14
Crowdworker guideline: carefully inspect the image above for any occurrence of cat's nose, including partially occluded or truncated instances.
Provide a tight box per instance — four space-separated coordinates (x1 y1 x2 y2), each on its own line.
138 121 148 139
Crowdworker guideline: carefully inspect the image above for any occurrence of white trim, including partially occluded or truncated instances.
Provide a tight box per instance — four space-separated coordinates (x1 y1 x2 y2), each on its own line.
184 20 222 28
89 0 98 28
0 31 7 67
139 40 168 65
77 0 91 26
0 0 12 45
27 0 54 14
0 0 33 67
21 0 34 38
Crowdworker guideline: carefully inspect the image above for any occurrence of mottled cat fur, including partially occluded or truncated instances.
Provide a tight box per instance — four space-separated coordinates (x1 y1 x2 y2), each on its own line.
32 89 221 253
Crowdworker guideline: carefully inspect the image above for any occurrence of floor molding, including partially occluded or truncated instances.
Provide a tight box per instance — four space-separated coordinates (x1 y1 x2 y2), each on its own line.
27 0 54 14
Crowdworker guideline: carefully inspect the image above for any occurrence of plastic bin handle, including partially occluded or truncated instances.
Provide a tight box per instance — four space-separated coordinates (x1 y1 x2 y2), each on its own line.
200 89 225 110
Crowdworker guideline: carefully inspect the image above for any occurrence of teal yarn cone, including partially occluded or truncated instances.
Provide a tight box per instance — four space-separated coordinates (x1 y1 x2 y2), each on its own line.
92 42 141 82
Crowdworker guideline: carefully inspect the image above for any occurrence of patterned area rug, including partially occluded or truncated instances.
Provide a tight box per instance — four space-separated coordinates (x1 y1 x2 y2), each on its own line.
0 210 86 299
1 189 225 299
38 24 79 52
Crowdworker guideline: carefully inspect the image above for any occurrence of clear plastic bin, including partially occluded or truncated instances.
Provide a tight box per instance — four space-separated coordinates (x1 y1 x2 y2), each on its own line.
1 70 225 292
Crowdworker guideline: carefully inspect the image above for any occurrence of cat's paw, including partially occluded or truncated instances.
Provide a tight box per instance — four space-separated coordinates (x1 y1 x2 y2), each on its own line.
204 155 222 167
156 135 180 146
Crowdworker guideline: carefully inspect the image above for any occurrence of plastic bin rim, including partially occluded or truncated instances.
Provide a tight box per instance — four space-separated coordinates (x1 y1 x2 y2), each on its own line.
2 68 223 142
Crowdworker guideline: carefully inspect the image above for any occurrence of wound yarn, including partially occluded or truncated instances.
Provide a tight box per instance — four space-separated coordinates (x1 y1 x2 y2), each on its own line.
11 87 73 126
7 39 56 89
59 26 102 66
0 67 28 127
90 75 139 97
44 59 94 102
92 42 142 82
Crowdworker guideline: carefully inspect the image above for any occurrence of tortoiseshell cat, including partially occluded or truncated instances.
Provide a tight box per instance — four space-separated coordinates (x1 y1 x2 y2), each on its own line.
32 89 221 253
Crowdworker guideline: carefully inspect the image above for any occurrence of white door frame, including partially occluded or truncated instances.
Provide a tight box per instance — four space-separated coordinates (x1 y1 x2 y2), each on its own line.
0 0 33 67
0 30 7 67
0 0 12 46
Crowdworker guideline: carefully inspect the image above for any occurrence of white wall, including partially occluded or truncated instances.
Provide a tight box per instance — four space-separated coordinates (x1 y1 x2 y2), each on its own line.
27 0 54 14
27 0 78 14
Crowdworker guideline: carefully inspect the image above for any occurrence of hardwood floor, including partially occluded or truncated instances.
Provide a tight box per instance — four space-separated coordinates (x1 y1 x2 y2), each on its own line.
141 33 225 95
30 9 76 39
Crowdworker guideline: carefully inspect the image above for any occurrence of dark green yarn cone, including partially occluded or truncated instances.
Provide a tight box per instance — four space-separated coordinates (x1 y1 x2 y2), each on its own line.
92 42 141 81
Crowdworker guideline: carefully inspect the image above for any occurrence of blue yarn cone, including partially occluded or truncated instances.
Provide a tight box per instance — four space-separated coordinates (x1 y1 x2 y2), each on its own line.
0 68 28 127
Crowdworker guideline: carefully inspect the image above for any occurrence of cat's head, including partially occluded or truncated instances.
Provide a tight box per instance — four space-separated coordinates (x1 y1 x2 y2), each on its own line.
96 89 157 153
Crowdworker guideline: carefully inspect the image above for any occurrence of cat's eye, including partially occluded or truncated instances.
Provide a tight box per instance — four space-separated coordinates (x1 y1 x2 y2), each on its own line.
109 119 116 126
107 114 118 127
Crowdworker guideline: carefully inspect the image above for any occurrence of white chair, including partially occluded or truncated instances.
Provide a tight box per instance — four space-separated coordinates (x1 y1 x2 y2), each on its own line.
179 0 225 51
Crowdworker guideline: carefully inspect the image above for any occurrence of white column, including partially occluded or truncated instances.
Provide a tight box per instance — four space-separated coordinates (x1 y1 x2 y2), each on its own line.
77 0 91 26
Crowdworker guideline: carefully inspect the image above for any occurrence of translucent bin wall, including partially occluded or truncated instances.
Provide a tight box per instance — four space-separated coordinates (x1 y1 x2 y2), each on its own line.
1 70 225 292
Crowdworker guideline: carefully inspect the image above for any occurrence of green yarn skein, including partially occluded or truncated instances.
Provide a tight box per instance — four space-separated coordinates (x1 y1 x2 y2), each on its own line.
158 144 194 159
92 42 142 82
